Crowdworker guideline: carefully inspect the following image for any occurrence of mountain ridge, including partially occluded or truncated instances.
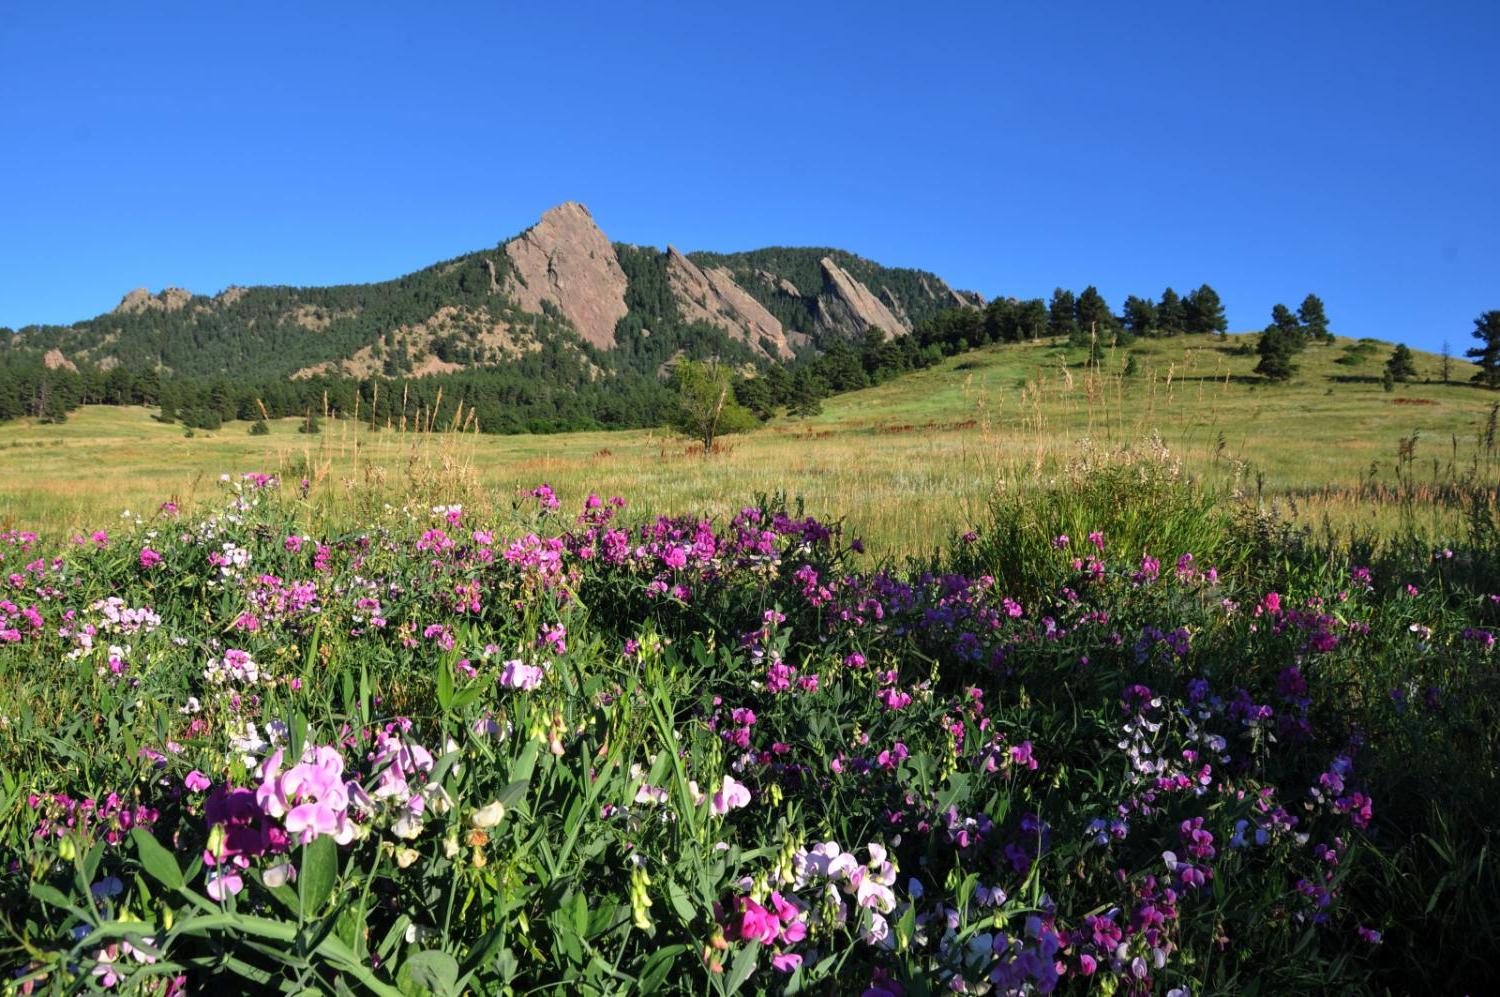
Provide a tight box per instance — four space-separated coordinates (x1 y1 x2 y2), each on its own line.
1 202 979 381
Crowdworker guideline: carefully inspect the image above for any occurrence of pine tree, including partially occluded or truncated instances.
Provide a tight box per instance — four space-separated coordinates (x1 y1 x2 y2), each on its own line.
1255 327 1298 382
1184 285 1228 335
1269 304 1303 342
1047 288 1078 339
1467 311 1500 389
1075 286 1115 337
1440 340 1453 384
1297 294 1331 342
787 368 825 417
1122 296 1157 337
1385 343 1417 383
1156 288 1186 335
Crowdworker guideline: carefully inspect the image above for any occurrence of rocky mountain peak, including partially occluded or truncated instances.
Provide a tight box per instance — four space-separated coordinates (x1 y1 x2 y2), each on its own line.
502 202 628 349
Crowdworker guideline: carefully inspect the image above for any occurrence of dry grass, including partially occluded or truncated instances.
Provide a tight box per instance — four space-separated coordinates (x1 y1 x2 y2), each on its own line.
1 332 1496 554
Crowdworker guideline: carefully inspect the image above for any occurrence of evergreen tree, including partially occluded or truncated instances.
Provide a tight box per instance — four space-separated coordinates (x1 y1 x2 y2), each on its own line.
1122 296 1157 337
1255 327 1298 382
1074 286 1115 337
1014 298 1048 341
1269 304 1303 341
1440 340 1452 385
1298 294 1331 342
1184 285 1228 335
1385 343 1417 383
1156 288 1186 335
1467 310 1500 389
1047 288 1078 339
787 368 825 418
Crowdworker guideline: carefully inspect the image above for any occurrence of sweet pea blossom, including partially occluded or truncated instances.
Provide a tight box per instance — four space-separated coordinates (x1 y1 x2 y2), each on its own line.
499 659 544 691
255 746 355 845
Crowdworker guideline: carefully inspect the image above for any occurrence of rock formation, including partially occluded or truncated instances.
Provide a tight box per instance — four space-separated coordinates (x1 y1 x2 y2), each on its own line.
502 202 628 350
814 257 912 339
665 247 793 359
114 287 192 314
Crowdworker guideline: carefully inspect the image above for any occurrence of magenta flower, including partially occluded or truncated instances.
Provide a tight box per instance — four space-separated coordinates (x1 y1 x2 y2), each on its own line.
184 770 211 792
138 548 162 569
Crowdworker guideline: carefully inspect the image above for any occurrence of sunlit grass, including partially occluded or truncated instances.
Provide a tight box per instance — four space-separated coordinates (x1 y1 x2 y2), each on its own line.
1 332 1495 553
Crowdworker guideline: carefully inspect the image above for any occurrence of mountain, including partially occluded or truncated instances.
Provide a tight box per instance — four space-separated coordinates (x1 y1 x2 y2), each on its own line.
0 202 980 382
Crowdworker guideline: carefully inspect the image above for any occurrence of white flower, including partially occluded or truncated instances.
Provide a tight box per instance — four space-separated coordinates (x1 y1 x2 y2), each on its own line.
471 801 506 828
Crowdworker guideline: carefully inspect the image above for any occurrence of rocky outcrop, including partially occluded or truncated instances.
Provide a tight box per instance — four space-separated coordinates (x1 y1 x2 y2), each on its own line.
665 247 793 359
114 287 192 314
42 349 77 372
814 257 912 339
502 202 628 350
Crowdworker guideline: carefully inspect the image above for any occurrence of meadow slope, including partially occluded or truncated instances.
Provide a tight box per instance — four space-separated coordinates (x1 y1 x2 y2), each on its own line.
0 333 1494 553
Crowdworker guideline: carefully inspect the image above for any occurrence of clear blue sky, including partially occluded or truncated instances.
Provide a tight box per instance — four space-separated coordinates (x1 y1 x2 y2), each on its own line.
2 1 1495 351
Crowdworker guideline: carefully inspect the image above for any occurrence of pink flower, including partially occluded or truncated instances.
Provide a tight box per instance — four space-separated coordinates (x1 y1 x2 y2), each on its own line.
184 770 211 792
138 548 162 569
734 898 781 944
205 868 243 901
710 774 751 815
255 746 354 845
499 659 544 691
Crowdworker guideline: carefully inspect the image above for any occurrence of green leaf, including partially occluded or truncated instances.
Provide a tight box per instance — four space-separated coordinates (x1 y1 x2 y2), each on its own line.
299 836 339 917
637 944 687 993
131 827 184 891
28 881 78 910
435 654 454 712
496 778 530 810
724 943 758 994
401 949 459 996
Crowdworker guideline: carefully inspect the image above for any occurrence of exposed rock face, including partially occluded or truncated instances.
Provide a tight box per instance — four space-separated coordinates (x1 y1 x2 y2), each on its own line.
114 287 192 314
814 257 912 339
216 286 247 307
42 348 77 372
665 247 793 359
502 202 628 350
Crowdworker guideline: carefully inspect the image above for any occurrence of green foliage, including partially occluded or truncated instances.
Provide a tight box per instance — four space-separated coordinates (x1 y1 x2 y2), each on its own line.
1046 288 1078 338
1183 284 1228 335
668 358 759 452
1299 293 1332 342
1386 343 1417 383
1467 310 1500 389
2 455 1499 993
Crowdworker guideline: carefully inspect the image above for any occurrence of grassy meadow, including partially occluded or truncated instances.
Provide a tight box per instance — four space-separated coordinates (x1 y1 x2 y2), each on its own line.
1 332 1495 553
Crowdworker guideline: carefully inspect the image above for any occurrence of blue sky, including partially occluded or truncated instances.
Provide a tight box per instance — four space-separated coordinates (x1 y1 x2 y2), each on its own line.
1 1 1495 351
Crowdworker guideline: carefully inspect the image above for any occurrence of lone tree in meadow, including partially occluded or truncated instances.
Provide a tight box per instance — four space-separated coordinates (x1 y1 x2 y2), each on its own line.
1468 310 1500 389
669 358 759 452
1298 294 1332 342
1385 343 1417 383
